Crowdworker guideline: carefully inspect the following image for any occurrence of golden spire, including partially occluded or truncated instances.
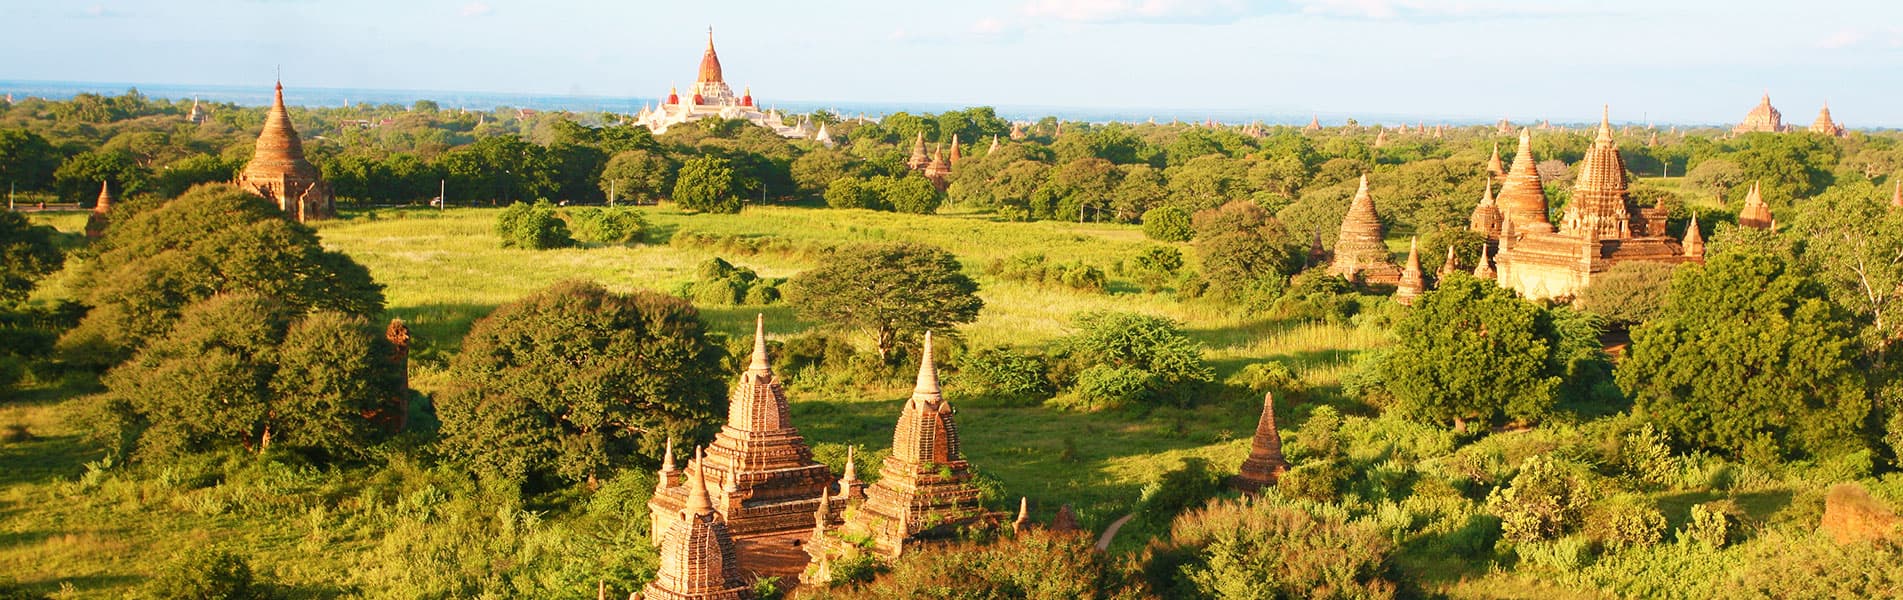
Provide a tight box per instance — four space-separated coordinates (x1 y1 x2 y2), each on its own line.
748 313 770 374
913 331 941 403
683 448 713 517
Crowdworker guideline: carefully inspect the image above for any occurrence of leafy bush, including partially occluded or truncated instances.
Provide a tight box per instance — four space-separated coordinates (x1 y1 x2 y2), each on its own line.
1054 311 1213 409
1141 205 1193 242
1124 246 1184 293
807 530 1140 599
495 200 574 249
1582 496 1665 552
1380 274 1563 428
955 346 1053 404
564 206 648 245
1143 496 1397 599
988 253 1107 293
1487 455 1591 543
1677 501 1734 548
1226 361 1306 402
673 156 744 213
685 257 780 306
143 548 268 600
1278 459 1349 503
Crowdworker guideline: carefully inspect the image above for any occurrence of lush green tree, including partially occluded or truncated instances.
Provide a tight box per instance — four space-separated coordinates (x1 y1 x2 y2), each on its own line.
1786 178 1903 359
1685 157 1744 200
564 206 648 245
99 294 399 460
1487 455 1590 543
1191 201 1300 301
1729 132 1838 205
808 529 1143 600
1142 497 1397 600
785 242 982 360
0 211 63 304
1111 164 1168 222
1127 246 1184 293
791 148 855 198
825 176 880 210
0 129 60 193
1057 311 1212 408
1141 205 1193 242
1577 261 1680 328
877 174 942 214
436 281 726 485
59 184 383 367
673 155 744 213
1380 274 1562 428
1617 246 1870 460
495 200 574 249
54 150 148 201
598 149 674 204
1164 155 1246 212
141 548 269 600
435 134 556 204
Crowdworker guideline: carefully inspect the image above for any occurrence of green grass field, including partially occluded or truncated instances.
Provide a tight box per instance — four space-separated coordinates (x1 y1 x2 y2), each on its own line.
1 204 1397 597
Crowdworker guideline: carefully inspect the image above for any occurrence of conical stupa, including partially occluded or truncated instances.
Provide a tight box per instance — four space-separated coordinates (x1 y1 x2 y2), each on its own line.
236 81 334 222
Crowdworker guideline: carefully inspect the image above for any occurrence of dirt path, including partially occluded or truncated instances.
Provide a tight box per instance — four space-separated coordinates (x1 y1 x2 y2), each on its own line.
1095 513 1137 551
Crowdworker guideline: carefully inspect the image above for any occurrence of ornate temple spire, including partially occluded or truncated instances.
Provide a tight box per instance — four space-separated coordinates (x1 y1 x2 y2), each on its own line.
907 132 929 171
987 135 1000 156
1328 174 1398 283
661 437 677 475
1304 114 1322 132
1683 214 1706 259
93 181 113 214
1497 128 1553 232
84 181 114 239
1563 106 1636 241
644 448 754 600
684 448 712 517
698 27 725 85
1487 143 1505 180
1738 181 1773 229
1013 497 1032 533
748 313 770 374
841 446 858 486
1810 102 1844 136
1438 245 1459 279
949 134 962 165
238 80 332 222
1395 237 1425 305
1474 245 1496 279
912 331 942 405
1373 129 1388 147
1231 392 1290 493
1469 180 1501 237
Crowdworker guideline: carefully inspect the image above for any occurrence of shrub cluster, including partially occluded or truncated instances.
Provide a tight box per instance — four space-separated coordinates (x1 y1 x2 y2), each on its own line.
987 253 1108 293
669 229 839 261
684 258 782 306
495 200 573 249
563 206 648 245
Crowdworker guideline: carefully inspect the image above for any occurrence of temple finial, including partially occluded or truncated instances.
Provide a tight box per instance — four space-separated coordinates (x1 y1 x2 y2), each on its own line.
748 314 770 373
683 447 713 517
914 331 940 398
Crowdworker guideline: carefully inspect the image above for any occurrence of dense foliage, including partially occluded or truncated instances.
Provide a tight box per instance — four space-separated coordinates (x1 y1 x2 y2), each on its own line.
436 280 726 485
1377 274 1564 427
785 242 983 359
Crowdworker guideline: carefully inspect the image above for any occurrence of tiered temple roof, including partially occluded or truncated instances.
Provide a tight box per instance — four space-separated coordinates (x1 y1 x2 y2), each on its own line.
1231 392 1289 493
1683 215 1705 259
1737 181 1774 230
651 316 838 541
1734 93 1787 133
1497 129 1553 233
1395 237 1425 305
1809 103 1845 137
1328 174 1401 285
1474 245 1497 279
1469 181 1502 238
907 132 929 171
1486 143 1505 180
1437 245 1460 279
814 332 986 561
1304 114 1322 132
643 454 755 600
636 30 811 138
923 146 951 191
1494 108 1697 300
237 82 334 222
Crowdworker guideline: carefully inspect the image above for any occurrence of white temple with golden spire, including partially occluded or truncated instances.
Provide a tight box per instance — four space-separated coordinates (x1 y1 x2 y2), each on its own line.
635 28 815 139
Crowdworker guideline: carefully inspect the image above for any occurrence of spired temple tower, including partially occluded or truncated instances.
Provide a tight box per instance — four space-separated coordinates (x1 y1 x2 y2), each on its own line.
237 82 334 222
636 29 814 139
1496 128 1554 234
1394 237 1426 306
1494 108 1700 300
650 316 839 542
643 455 756 600
1328 174 1401 286
84 181 112 239
1736 181 1775 230
1468 181 1502 238
1733 93 1789 133
1809 103 1846 137
1231 392 1290 493
805 332 989 577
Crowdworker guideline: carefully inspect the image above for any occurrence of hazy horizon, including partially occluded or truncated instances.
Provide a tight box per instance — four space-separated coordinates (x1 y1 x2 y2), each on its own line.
5 0 1903 126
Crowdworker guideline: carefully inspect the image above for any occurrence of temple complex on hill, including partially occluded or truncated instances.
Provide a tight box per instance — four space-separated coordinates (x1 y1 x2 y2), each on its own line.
1490 108 1701 300
1734 93 1790 133
1327 174 1401 286
84 181 112 239
635 29 816 139
643 455 756 600
805 332 992 582
1231 392 1289 493
237 82 334 222
650 316 843 542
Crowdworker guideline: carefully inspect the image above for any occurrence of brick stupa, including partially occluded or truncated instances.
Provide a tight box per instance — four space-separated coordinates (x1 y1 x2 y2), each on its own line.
1395 237 1425 305
1328 174 1401 286
1737 181 1774 230
237 82 334 222
1734 93 1787 133
643 453 755 600
84 181 112 239
1496 128 1553 234
807 331 987 569
1494 107 1700 300
1468 180 1502 238
650 316 839 541
1231 392 1289 493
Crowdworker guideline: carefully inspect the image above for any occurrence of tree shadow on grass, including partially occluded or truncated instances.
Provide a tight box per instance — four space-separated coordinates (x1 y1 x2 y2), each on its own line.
694 305 813 340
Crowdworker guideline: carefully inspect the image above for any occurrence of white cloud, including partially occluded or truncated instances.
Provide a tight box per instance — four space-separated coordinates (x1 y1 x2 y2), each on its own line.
972 17 1007 34
1019 0 1246 23
1818 29 1865 49
459 2 492 17
1816 27 1903 49
1287 0 1611 20
85 4 106 17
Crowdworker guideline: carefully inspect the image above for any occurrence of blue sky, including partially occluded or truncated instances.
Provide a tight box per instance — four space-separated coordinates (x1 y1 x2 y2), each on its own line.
5 0 1903 126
